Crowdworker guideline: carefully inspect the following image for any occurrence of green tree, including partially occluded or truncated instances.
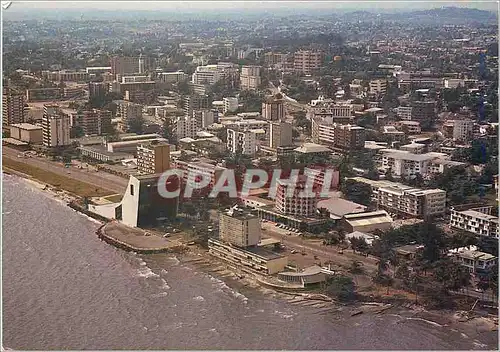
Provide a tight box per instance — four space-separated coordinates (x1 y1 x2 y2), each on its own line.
325 276 356 302
340 179 372 206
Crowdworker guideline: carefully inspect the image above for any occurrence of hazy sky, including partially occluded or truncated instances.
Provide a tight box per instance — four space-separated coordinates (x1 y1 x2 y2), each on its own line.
5 0 499 12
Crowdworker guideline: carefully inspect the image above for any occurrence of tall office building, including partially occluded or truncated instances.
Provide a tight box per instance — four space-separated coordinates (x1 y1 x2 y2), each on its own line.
3 87 26 126
269 122 293 149
110 56 152 76
182 94 210 117
88 82 109 100
262 93 285 121
42 105 71 147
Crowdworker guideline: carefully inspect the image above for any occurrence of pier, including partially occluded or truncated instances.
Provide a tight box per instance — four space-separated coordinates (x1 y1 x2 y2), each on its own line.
97 222 185 254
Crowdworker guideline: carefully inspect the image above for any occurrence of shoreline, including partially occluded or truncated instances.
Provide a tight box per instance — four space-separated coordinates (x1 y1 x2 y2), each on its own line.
6 171 498 345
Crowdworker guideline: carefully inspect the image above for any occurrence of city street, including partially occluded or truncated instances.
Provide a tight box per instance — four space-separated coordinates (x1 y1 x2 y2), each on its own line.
3 146 128 194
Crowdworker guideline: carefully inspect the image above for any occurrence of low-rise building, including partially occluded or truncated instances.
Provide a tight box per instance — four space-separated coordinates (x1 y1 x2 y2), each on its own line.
378 186 446 218
341 210 393 233
448 246 497 275
208 238 288 275
450 206 498 238
9 123 42 144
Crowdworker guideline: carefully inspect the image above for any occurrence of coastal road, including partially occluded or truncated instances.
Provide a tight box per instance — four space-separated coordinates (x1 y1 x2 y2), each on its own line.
2 147 128 194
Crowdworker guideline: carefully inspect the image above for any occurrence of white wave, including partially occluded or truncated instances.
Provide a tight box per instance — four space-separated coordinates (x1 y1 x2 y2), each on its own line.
461 332 468 339
193 295 205 302
160 269 168 274
405 317 443 327
168 256 180 265
207 274 249 302
160 279 171 290
472 341 487 349
151 292 169 298
274 310 296 319
136 267 160 278
2 211 12 215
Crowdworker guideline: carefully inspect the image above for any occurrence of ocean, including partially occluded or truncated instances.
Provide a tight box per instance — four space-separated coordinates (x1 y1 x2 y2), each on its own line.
2 174 496 350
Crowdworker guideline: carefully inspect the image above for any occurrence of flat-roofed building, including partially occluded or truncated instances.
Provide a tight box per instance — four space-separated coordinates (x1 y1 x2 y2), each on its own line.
42 104 71 147
448 246 497 275
76 109 112 136
9 123 43 144
9 123 42 144
269 121 293 149
311 119 365 150
219 207 261 247
262 93 285 121
378 185 446 218
208 238 288 275
137 141 171 175
227 128 257 156
450 206 498 238
341 210 393 233
293 50 323 75
275 176 318 217
3 87 26 126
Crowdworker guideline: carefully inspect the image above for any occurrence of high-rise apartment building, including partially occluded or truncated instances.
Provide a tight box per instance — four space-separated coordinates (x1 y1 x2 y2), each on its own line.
227 128 257 156
293 50 323 75
274 176 318 217
240 65 262 90
311 120 365 150
3 87 26 126
378 186 446 218
223 97 239 114
182 94 210 117
75 109 112 136
411 100 436 125
219 208 261 247
137 141 171 175
42 105 71 147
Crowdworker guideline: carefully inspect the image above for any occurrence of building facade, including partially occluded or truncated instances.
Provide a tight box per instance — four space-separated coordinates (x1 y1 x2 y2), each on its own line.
219 208 261 247
269 122 293 149
262 93 285 121
378 185 446 218
293 50 323 75
42 105 71 147
450 206 499 238
274 177 318 217
137 141 171 175
3 88 26 126
227 128 257 156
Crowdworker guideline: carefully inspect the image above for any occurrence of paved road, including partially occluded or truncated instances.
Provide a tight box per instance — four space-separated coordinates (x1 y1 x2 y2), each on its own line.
261 222 379 272
3 147 128 194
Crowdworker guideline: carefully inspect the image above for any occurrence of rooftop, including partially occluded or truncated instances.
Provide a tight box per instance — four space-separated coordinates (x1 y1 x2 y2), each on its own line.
459 210 498 222
10 123 42 130
294 143 330 154
317 197 367 217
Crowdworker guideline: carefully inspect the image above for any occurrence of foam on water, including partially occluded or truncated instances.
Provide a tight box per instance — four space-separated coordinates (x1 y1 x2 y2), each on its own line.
192 295 205 302
136 267 160 279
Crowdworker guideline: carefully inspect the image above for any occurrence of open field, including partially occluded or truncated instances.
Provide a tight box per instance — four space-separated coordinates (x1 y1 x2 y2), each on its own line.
3 157 113 198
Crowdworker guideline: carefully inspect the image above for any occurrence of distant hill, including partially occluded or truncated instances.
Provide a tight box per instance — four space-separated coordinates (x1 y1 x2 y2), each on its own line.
409 6 497 21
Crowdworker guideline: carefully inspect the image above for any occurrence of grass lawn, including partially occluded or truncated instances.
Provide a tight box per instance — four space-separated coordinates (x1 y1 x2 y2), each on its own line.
3 157 113 198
